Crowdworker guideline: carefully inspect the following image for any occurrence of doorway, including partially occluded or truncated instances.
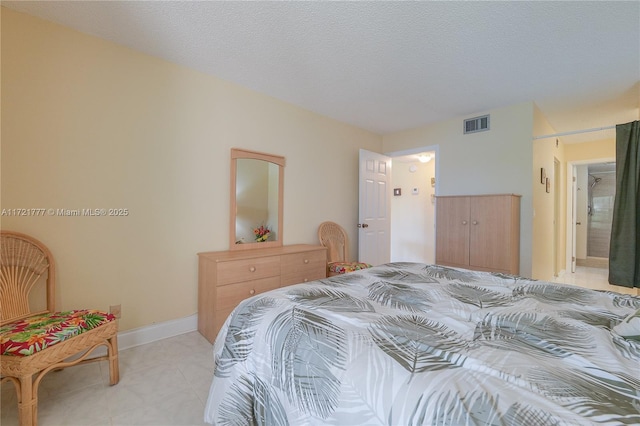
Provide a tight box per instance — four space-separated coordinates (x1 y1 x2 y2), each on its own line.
585 163 616 262
386 146 439 264
567 160 616 271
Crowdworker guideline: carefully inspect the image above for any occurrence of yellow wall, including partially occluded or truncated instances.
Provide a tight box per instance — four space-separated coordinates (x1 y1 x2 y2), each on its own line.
383 102 535 277
565 139 616 162
532 105 566 279
533 129 615 280
1 9 381 331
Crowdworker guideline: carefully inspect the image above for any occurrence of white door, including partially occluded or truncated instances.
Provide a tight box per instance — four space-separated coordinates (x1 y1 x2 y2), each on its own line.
359 149 391 266
554 158 561 276
571 166 577 273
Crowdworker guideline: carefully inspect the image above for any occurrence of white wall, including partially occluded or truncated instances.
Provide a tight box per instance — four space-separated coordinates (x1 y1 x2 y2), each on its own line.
383 103 534 277
390 156 436 263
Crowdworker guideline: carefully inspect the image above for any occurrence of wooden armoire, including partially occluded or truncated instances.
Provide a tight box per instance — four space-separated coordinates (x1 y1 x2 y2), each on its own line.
435 194 521 275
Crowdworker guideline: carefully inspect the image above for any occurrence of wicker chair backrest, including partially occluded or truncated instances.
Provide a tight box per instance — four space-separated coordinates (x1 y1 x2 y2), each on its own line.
0 231 55 325
317 221 350 263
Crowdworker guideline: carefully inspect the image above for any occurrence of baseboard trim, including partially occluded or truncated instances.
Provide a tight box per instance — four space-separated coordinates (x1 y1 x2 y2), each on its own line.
84 314 198 359
576 257 609 269
554 269 567 280
117 313 199 351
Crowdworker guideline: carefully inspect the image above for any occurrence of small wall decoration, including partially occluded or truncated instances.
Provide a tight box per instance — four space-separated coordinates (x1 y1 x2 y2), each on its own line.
546 177 551 193
393 188 402 196
541 167 546 184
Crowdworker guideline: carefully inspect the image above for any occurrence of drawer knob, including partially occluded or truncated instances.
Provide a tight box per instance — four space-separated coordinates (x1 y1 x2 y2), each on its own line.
462 220 468 225
249 266 256 272
304 259 309 264
303 278 308 282
249 289 255 295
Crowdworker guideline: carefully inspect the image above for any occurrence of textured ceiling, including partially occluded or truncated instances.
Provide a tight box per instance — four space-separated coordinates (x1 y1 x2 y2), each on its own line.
4 1 640 143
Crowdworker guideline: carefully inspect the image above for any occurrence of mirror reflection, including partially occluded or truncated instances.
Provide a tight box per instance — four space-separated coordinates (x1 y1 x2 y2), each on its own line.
235 159 280 244
230 148 285 250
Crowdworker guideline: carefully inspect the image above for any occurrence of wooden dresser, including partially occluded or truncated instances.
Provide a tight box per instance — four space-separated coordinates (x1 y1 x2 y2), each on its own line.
197 244 327 343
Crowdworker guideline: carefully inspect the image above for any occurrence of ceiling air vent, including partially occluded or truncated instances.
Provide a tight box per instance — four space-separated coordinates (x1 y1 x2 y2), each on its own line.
463 115 490 134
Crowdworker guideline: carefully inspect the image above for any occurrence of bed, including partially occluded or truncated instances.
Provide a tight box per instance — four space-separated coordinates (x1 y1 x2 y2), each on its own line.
204 262 640 425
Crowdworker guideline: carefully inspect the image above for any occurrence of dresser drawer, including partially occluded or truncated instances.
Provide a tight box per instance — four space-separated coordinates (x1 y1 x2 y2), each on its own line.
282 267 326 286
217 256 280 286
281 250 327 286
281 249 326 272
216 276 281 311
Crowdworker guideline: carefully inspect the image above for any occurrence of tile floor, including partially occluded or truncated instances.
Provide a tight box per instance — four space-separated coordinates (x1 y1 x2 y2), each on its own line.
2 266 637 426
1 331 214 426
551 265 639 296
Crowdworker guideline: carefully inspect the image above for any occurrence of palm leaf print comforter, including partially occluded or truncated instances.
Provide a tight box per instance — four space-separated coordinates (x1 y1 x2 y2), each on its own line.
204 263 640 425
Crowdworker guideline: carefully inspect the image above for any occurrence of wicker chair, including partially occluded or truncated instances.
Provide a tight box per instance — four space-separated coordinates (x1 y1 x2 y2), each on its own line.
317 221 372 277
0 231 119 426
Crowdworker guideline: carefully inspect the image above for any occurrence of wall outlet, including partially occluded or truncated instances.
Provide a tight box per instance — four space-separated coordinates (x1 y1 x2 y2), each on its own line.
110 304 122 319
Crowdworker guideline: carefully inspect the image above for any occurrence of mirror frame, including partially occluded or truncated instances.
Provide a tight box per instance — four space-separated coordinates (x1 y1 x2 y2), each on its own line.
229 148 285 251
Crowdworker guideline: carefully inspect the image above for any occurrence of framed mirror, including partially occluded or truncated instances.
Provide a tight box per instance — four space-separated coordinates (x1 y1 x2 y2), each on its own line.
230 148 285 250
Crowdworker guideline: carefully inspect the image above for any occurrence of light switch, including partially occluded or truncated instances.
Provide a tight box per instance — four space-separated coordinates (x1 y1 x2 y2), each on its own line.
412 187 419 195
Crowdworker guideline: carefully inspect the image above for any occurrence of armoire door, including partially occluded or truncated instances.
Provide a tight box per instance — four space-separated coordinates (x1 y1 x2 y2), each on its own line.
469 195 515 272
435 196 470 267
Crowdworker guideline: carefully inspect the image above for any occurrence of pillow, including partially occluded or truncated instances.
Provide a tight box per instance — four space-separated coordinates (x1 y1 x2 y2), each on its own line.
613 308 640 341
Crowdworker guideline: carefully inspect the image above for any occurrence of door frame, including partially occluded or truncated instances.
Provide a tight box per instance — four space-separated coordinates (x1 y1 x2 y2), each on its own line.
553 157 561 276
357 144 440 265
385 145 440 262
565 157 614 274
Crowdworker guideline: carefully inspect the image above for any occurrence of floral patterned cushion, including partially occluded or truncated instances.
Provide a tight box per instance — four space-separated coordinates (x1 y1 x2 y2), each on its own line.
328 261 372 274
0 310 116 357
